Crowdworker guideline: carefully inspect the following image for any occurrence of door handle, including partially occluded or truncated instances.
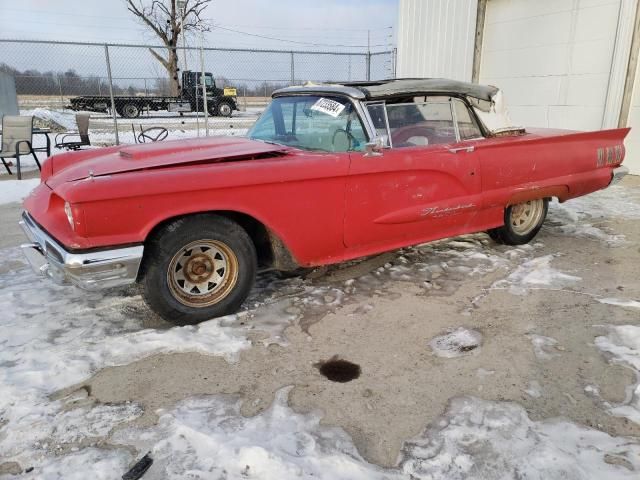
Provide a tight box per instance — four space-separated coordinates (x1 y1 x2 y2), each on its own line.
448 146 475 153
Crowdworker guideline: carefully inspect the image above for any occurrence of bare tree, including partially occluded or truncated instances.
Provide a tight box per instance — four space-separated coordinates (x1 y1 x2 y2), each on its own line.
126 0 212 95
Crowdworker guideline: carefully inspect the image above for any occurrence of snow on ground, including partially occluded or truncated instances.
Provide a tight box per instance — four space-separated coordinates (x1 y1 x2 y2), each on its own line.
528 334 561 361
399 396 640 479
525 380 543 398
0 178 39 205
598 298 640 309
492 254 581 295
111 388 397 480
595 325 640 425
17 386 640 480
546 185 640 246
0 248 251 470
428 327 483 358
1 204 637 478
21 107 261 131
0 234 541 476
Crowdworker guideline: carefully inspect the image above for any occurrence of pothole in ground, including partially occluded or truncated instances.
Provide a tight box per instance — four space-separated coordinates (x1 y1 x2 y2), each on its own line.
316 358 361 383
429 327 483 358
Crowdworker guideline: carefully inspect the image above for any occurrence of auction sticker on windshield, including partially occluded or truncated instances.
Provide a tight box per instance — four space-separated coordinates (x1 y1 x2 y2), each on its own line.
310 98 346 117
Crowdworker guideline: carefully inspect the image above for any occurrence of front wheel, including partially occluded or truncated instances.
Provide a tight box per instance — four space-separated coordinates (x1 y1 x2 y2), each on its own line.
141 215 257 325
488 198 548 245
217 101 233 117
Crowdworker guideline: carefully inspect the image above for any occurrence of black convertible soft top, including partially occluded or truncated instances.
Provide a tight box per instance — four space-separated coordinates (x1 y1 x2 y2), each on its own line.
273 78 499 103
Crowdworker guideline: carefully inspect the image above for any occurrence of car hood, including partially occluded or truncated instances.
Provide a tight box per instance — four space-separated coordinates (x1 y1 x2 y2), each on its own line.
46 136 289 188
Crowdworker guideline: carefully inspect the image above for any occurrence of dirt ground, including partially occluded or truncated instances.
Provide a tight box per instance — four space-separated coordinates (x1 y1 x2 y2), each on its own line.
1 175 639 474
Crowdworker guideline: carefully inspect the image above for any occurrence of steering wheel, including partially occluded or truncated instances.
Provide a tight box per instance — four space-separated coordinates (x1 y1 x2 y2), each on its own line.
138 127 169 143
390 125 436 146
332 128 357 151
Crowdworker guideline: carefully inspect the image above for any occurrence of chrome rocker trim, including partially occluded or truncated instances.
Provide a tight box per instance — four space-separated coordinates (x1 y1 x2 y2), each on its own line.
19 212 143 291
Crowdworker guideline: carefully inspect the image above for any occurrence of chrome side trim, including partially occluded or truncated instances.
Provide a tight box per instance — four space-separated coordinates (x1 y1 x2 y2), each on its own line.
610 166 629 186
19 212 144 291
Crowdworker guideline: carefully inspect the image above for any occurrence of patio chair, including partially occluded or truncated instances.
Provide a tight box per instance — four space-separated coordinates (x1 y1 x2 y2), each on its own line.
55 112 91 151
0 115 41 180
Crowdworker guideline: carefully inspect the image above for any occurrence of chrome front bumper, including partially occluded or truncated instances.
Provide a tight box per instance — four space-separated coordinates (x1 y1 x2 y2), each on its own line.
19 212 144 291
610 166 629 186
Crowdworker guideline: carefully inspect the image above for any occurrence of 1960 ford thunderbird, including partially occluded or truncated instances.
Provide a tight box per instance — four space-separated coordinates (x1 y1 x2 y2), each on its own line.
20 78 629 324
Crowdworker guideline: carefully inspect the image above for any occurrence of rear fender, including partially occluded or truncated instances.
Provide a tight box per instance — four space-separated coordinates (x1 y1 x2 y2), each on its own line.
507 185 569 205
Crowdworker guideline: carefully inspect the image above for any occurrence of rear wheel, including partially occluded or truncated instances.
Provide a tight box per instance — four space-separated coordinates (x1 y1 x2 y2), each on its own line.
488 198 548 245
141 215 257 325
120 103 140 118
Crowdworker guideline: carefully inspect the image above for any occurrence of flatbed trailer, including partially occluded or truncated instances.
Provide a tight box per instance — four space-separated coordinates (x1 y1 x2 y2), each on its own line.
68 71 239 119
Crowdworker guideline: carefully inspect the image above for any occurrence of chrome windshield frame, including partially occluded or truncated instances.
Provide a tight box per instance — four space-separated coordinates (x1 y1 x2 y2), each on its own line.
249 93 379 148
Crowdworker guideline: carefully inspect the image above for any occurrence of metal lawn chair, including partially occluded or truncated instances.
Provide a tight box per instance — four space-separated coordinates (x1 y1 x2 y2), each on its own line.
0 115 41 180
55 112 91 150
131 123 169 143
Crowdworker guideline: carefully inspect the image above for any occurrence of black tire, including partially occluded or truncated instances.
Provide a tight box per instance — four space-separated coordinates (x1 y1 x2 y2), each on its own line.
217 101 233 117
487 198 548 245
120 103 141 119
141 214 257 325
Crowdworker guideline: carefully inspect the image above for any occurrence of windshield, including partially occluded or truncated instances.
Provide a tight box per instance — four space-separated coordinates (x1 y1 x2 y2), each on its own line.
248 96 368 152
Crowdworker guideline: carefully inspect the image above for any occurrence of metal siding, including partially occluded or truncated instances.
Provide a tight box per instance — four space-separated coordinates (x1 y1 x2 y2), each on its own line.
396 0 478 81
479 0 624 131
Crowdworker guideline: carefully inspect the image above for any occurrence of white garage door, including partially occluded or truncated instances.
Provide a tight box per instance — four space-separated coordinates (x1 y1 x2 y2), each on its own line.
479 0 621 131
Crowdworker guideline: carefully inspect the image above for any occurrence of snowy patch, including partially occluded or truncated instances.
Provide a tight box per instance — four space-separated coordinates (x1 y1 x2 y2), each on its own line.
0 249 249 469
598 298 640 309
19 387 640 480
585 384 601 397
0 178 40 205
552 185 640 221
595 325 640 425
400 396 640 479
525 380 543 398
476 368 495 378
546 185 640 246
428 327 483 358
19 448 134 480
112 388 395 480
528 334 560 360
493 254 581 294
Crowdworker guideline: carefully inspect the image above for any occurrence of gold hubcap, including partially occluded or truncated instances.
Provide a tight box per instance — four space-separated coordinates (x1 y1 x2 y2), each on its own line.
510 199 544 235
167 240 238 308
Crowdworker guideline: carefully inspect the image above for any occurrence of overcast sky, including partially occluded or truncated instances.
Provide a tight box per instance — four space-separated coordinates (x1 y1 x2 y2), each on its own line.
0 0 398 52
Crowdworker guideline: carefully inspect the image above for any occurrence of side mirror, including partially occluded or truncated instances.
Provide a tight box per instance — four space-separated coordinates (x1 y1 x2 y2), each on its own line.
364 135 385 157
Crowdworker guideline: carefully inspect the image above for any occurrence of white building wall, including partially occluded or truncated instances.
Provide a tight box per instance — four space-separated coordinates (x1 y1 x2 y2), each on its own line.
479 0 623 132
625 59 640 174
396 0 477 81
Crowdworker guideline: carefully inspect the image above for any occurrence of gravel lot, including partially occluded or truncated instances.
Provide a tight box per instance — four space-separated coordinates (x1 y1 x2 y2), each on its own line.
0 168 639 478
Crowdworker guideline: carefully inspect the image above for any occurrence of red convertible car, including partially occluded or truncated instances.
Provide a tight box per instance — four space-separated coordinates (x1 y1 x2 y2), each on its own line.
20 79 629 324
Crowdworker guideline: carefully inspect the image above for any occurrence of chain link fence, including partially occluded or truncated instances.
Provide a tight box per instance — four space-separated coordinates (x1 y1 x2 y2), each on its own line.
0 39 396 146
